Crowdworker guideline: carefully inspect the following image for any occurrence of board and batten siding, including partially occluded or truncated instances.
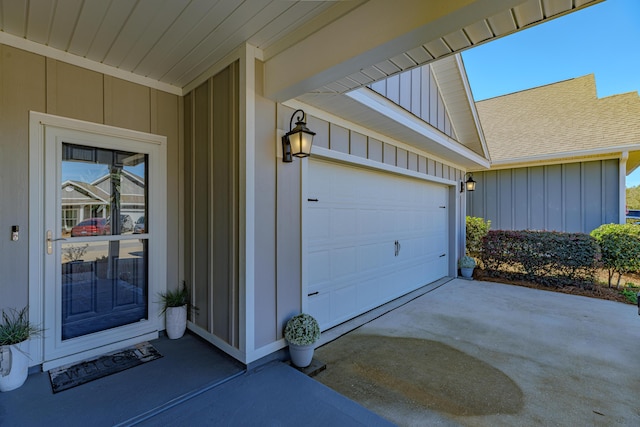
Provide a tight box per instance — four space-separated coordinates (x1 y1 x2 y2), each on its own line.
0 43 181 310
300 109 463 182
183 62 240 350
467 160 619 233
369 65 456 140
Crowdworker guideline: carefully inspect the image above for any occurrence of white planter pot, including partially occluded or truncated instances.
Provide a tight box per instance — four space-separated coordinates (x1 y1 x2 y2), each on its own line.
460 267 474 278
288 343 315 368
0 340 30 392
165 305 187 339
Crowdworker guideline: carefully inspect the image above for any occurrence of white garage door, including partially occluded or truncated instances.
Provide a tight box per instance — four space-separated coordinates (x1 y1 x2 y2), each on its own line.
306 159 449 330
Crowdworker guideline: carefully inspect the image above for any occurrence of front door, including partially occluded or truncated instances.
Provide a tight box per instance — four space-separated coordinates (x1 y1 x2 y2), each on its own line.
29 113 166 370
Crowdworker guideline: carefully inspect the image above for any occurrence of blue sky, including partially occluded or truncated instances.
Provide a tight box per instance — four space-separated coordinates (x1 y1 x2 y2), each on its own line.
461 0 640 186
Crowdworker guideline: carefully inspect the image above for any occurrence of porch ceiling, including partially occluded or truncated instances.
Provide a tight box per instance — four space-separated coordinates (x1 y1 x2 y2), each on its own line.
0 0 601 98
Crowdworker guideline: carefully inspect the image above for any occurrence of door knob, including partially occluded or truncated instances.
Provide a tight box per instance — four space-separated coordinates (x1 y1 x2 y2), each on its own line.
46 230 67 255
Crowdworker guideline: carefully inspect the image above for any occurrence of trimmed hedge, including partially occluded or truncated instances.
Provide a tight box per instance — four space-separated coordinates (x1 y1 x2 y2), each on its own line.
481 230 600 288
466 216 490 259
590 224 640 288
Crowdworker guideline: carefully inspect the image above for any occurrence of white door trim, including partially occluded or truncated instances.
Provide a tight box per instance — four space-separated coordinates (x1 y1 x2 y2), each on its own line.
28 111 167 369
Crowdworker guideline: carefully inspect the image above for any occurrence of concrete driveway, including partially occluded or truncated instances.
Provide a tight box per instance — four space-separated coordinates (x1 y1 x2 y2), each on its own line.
313 279 640 426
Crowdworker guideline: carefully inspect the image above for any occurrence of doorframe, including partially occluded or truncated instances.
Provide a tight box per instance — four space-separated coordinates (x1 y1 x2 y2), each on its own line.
28 111 167 369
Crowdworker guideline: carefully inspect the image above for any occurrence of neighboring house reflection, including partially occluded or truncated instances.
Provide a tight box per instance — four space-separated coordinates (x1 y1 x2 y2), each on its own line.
61 170 145 235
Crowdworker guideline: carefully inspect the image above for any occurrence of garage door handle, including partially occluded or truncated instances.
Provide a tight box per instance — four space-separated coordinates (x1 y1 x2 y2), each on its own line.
308 291 319 297
308 198 319 202
439 254 446 258
394 240 401 256
439 205 446 209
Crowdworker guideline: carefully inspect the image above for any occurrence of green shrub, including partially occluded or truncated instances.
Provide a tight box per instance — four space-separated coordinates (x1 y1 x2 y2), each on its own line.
482 230 600 288
591 224 640 288
620 288 638 304
466 216 491 259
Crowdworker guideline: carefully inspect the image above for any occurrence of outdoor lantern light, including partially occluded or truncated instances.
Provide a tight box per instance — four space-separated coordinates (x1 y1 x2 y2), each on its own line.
282 109 315 162
461 172 476 193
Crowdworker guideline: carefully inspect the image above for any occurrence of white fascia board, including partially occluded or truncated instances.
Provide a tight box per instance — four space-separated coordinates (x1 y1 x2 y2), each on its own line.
488 144 640 171
311 146 457 187
455 54 491 161
283 98 486 172
345 88 490 169
0 32 182 96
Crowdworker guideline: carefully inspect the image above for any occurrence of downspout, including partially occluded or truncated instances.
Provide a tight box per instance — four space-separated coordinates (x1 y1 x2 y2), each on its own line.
620 151 629 224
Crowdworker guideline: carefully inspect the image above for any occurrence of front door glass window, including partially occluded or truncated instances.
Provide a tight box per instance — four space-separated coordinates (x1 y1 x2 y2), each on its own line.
60 143 148 340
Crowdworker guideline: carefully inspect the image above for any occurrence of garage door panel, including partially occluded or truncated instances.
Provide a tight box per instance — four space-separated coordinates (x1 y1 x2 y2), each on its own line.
307 208 331 241
331 208 358 238
358 242 387 272
308 250 331 285
358 209 382 236
332 247 358 278
306 160 450 330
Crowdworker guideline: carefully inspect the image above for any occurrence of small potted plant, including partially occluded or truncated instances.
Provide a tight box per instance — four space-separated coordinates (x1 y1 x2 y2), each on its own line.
458 255 476 279
0 307 43 392
158 282 196 339
284 313 320 368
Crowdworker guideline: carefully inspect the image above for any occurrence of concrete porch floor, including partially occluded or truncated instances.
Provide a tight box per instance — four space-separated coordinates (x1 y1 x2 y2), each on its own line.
0 333 391 426
3 278 639 426
314 278 640 426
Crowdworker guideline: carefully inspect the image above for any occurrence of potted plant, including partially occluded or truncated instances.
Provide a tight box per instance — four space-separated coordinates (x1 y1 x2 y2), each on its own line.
284 313 321 368
0 307 43 392
458 255 476 279
158 282 196 339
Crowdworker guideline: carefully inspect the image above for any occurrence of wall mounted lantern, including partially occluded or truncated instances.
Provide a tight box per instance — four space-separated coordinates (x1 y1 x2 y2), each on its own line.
282 109 315 163
461 172 476 193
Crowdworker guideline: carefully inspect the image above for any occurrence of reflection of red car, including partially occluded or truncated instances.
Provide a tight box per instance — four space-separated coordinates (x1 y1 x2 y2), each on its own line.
71 218 107 237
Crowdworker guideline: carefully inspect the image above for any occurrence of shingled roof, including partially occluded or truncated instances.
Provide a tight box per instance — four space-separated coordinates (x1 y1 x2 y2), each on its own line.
476 74 640 165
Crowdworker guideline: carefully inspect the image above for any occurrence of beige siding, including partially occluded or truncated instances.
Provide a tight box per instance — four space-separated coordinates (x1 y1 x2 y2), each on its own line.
276 104 303 340
253 59 277 349
104 76 151 133
0 45 46 308
0 43 181 312
184 62 240 349
152 90 181 299
46 59 103 123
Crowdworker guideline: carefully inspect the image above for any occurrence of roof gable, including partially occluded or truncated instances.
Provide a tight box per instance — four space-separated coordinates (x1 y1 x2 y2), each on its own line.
366 55 487 158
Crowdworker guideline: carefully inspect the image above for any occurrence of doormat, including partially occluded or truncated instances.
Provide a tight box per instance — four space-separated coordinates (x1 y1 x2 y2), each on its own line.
48 342 162 393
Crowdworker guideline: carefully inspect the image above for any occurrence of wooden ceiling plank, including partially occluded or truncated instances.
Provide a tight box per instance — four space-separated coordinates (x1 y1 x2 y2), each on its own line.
48 0 84 51
486 10 517 36
374 60 401 76
161 0 275 85
389 53 417 71
347 71 374 86
405 46 433 64
247 1 325 50
117 0 190 72
423 38 452 59
103 0 172 68
67 0 111 57
1 0 28 36
26 0 54 44
132 0 229 78
462 20 493 45
360 65 387 81
85 0 137 63
442 29 471 51
543 0 574 18
512 0 544 28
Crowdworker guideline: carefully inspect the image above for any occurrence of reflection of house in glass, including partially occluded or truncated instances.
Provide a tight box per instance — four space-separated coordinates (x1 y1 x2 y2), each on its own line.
61 170 146 234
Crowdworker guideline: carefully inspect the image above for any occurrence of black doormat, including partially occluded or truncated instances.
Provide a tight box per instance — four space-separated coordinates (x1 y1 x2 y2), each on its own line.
49 342 162 393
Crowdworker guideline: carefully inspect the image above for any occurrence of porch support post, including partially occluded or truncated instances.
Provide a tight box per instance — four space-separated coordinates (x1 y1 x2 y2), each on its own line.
620 151 629 224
